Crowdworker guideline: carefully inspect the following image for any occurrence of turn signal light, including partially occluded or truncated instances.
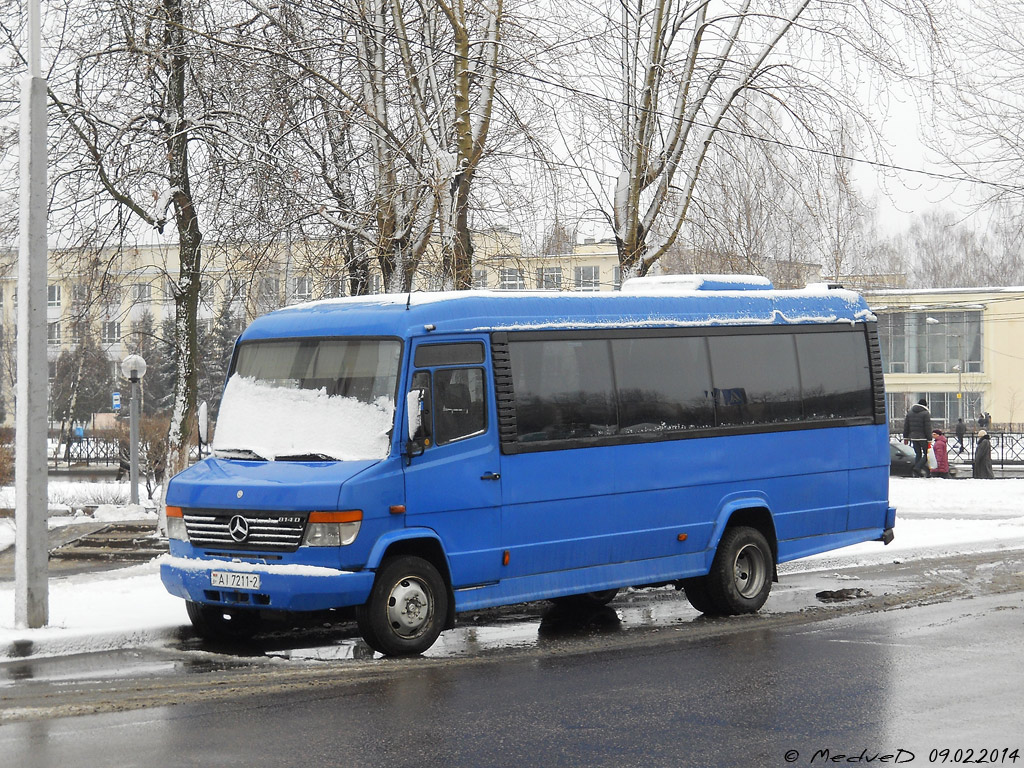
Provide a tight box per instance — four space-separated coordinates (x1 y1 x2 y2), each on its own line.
166 506 187 541
309 510 363 524
304 510 362 547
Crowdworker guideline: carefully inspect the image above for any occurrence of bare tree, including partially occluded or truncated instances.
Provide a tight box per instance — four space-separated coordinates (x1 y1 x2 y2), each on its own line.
555 0 948 281
40 0 240 488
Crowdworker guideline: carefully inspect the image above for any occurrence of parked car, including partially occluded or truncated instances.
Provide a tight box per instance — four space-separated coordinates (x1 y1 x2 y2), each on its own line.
890 438 917 476
889 438 959 477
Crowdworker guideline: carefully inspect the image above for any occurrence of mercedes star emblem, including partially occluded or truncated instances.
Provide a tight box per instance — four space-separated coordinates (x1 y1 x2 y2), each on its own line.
228 515 249 543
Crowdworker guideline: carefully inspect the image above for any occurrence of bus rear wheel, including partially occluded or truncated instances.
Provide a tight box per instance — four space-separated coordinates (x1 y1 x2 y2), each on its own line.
356 556 448 656
701 526 774 615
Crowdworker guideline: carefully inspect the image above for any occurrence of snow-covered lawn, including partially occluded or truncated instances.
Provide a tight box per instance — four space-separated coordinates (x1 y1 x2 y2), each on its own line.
1 476 1022 659
0 480 159 554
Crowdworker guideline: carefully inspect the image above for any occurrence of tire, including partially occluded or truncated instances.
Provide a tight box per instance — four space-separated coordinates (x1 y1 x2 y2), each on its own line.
703 526 774 615
186 600 261 640
552 588 620 610
680 577 716 614
356 556 448 656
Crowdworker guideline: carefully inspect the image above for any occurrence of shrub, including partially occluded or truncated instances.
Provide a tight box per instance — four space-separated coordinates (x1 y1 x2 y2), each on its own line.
0 444 13 487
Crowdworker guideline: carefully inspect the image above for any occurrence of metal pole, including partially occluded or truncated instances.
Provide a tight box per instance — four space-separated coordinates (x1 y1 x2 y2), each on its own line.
958 335 964 422
129 376 140 505
15 0 49 628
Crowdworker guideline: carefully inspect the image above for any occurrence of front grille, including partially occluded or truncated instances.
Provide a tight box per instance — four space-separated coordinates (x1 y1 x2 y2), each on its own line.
183 511 306 551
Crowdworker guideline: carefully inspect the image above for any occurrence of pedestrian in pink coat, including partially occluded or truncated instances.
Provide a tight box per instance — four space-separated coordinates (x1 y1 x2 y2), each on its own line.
931 430 951 478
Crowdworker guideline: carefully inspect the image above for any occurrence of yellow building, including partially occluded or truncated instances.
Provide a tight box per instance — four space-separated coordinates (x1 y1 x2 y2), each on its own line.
471 238 621 291
0 228 525 422
864 287 1024 432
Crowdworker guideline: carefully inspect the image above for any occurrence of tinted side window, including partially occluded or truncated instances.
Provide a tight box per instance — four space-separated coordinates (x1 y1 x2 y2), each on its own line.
797 331 873 420
434 368 487 445
612 336 714 433
510 340 616 441
708 333 801 425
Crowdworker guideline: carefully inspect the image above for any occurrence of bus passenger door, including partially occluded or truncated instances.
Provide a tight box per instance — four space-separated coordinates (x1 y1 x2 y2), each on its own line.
402 339 504 588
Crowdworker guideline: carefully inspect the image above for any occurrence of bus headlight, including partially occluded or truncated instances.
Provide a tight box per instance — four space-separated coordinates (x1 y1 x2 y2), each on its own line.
303 510 362 547
166 506 188 542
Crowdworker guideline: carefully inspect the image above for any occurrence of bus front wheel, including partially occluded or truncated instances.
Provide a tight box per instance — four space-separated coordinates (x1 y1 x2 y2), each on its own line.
356 556 448 656
701 526 774 615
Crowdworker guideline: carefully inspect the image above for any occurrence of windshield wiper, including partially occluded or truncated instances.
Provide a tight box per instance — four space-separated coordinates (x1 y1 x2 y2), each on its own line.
214 448 269 461
276 453 338 462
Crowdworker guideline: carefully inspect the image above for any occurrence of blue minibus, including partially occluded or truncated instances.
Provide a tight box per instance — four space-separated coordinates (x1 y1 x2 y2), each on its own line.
160 276 894 655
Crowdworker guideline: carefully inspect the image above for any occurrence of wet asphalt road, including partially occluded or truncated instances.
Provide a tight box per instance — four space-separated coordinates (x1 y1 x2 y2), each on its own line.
1 552 1023 768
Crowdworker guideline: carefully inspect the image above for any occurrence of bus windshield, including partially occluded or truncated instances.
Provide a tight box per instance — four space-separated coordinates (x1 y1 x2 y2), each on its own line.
212 338 402 461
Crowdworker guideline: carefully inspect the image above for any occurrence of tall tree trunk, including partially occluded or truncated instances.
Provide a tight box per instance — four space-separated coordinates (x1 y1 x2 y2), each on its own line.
162 0 201 502
451 171 474 289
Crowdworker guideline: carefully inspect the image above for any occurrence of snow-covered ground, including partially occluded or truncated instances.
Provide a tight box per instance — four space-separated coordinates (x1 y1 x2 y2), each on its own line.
1 477 1022 659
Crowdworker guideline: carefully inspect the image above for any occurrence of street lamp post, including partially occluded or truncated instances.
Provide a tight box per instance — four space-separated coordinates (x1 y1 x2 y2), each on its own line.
120 355 147 505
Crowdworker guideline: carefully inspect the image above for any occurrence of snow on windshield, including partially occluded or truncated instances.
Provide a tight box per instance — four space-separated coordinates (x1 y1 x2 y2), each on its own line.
212 375 394 461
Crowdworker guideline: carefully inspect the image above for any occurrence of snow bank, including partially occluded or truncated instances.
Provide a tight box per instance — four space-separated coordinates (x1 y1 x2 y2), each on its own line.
0 562 186 658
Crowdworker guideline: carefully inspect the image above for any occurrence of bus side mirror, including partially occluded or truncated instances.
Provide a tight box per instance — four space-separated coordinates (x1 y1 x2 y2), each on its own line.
406 389 426 458
198 401 209 456
407 390 422 438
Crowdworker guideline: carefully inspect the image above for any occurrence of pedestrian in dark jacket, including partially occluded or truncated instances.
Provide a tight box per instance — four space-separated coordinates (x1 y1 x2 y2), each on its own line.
973 429 994 479
931 430 950 478
903 398 932 477
955 418 966 452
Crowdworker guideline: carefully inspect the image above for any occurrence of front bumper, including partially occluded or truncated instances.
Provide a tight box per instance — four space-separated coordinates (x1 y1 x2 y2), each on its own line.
160 556 375 613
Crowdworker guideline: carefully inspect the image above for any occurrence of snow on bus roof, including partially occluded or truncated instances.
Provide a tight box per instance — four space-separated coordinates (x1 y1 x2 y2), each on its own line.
247 279 874 339
621 274 773 292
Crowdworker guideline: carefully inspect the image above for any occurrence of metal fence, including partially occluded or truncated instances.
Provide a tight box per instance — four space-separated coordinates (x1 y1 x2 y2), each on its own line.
893 431 1024 466
48 436 201 469
52 437 120 467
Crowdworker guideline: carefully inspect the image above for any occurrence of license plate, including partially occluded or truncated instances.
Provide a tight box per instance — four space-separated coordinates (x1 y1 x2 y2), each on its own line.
211 571 261 591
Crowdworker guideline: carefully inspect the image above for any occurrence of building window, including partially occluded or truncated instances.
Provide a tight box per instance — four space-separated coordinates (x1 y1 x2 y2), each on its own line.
47 321 61 346
132 283 152 302
472 270 489 289
199 280 215 307
101 321 121 345
291 275 313 303
323 276 344 299
225 277 247 303
574 266 600 291
498 268 526 290
47 284 61 308
613 267 622 291
71 283 89 305
536 267 562 290
877 310 983 374
888 391 984 433
257 277 280 308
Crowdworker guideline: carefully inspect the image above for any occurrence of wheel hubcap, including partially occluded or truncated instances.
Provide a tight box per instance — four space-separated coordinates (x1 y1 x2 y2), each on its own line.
387 577 433 637
733 544 767 598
